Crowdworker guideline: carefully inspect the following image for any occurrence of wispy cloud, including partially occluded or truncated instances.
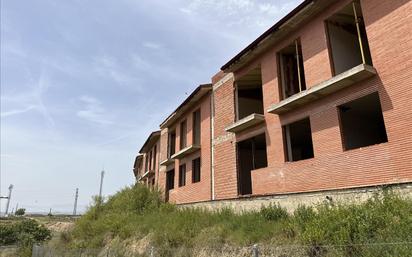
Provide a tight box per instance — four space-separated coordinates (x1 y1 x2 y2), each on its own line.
93 55 142 89
1 106 36 117
1 70 55 128
76 95 113 125
180 0 302 28
142 41 162 50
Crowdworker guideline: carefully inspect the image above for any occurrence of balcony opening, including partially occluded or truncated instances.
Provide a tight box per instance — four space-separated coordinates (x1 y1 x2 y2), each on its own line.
283 118 314 162
237 133 268 195
236 67 264 120
167 130 176 158
193 109 201 145
180 120 187 149
165 169 175 202
339 92 388 151
326 1 372 75
278 39 306 99
192 157 201 183
178 164 186 187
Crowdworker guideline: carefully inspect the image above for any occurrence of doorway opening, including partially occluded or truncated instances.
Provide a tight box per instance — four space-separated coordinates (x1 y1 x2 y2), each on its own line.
237 133 268 195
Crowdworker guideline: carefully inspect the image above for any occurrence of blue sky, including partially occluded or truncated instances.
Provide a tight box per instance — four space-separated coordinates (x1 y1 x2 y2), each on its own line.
1 0 302 214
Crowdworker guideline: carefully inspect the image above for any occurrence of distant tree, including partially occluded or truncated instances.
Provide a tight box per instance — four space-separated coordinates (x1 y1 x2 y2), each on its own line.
15 208 26 216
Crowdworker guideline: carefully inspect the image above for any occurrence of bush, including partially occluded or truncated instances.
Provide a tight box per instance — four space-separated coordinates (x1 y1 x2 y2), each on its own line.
15 208 26 216
0 219 51 246
260 203 289 221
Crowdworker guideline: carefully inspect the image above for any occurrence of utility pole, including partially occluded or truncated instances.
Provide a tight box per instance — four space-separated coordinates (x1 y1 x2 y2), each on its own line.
5 184 13 216
15 203 18 214
73 188 79 216
98 170 105 202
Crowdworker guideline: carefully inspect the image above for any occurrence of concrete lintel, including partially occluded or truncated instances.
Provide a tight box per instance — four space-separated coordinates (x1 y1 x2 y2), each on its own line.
225 113 265 133
267 64 377 114
171 144 201 160
160 158 175 166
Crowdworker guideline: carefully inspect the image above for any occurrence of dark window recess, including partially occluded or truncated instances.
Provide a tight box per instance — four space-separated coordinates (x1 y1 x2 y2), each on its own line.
236 67 264 120
180 120 187 149
193 109 201 145
148 151 152 170
153 146 157 170
339 92 387 150
179 164 186 187
326 0 372 75
278 39 306 99
166 169 175 190
168 130 176 158
192 158 201 183
283 118 314 162
165 169 175 202
145 154 149 172
237 134 268 195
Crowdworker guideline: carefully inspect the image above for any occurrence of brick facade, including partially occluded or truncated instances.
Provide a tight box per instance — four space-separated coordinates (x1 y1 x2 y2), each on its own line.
134 0 412 205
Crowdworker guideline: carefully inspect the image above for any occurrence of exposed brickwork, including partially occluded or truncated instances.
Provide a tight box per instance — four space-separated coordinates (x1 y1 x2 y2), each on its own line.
136 0 412 205
161 94 213 203
249 0 412 196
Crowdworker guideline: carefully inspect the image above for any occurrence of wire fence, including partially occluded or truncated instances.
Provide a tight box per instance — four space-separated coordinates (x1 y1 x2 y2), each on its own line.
0 245 18 257
30 242 412 257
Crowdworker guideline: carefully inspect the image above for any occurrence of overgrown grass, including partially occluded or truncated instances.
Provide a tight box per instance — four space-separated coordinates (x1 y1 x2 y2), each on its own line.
64 184 412 256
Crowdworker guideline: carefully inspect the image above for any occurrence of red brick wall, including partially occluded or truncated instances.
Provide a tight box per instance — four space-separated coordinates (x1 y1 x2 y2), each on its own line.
250 0 412 195
212 76 239 199
160 94 213 203
155 0 412 203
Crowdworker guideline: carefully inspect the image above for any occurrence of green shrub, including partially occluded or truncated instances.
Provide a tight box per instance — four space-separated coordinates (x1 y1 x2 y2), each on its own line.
260 203 289 221
0 219 51 246
65 185 412 257
0 224 18 245
15 208 26 216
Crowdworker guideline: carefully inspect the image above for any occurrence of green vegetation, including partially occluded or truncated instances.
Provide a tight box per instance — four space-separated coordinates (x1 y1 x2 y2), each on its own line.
0 218 52 256
63 184 412 256
15 208 26 216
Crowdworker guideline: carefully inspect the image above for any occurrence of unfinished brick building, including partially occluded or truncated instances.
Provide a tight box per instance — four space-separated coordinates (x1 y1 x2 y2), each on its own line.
133 0 412 207
134 131 160 188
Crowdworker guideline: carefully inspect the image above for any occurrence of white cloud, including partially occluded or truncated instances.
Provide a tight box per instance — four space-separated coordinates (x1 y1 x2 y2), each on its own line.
1 71 55 127
76 95 112 125
180 0 303 28
142 41 162 50
93 55 142 89
0 106 36 117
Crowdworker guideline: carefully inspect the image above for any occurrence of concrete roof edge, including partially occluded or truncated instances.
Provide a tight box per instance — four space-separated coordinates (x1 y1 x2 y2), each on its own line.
220 0 315 71
159 83 212 129
138 130 161 154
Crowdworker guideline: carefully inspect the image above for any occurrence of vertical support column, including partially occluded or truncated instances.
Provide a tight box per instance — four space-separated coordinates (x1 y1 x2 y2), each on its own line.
352 2 366 64
295 39 302 92
234 82 239 121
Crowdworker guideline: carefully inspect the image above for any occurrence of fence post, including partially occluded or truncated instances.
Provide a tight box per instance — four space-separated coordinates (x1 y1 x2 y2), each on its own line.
252 244 259 257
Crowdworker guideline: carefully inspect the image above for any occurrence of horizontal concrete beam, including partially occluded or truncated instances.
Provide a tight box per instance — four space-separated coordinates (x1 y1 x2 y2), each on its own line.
268 64 377 114
171 144 201 160
225 113 265 133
